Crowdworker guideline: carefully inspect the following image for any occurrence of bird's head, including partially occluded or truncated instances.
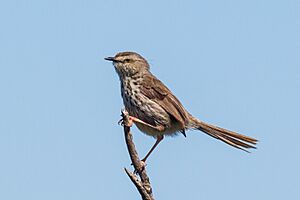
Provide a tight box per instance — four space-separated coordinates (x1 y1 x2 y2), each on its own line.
105 51 150 78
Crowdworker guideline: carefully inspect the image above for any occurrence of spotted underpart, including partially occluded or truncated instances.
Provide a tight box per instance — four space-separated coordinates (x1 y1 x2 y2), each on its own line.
121 74 176 137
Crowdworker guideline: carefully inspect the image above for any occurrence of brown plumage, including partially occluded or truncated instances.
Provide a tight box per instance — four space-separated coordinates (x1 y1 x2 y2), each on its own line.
105 51 257 161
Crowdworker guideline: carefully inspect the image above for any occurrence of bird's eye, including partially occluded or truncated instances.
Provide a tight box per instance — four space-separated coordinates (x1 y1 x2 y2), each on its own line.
124 59 131 62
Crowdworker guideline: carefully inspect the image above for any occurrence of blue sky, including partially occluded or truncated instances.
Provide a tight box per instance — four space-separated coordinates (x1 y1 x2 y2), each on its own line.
0 0 299 199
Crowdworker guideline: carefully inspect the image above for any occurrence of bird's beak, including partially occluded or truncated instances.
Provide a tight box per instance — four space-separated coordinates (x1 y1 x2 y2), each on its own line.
104 57 117 62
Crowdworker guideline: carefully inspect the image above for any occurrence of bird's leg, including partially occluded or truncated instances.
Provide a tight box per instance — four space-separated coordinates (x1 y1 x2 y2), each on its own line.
141 135 164 162
119 109 165 131
126 116 165 162
128 116 165 132
134 136 163 174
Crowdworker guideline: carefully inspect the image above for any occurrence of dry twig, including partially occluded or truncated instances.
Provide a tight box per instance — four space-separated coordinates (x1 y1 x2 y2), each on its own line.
121 110 155 200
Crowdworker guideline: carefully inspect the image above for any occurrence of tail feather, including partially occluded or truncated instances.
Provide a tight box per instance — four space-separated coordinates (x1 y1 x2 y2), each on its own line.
189 116 258 152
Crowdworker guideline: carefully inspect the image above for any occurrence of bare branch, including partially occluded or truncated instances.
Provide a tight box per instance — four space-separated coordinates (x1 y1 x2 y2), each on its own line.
121 110 155 200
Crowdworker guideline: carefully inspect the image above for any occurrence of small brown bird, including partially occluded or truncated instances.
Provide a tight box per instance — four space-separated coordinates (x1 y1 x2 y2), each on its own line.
105 52 257 162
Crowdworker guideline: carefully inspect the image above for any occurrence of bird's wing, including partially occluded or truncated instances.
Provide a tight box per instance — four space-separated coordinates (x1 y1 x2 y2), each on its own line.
140 74 189 129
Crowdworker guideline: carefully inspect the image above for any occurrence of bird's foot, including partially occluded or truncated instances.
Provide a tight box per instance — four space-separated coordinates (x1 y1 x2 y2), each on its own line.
133 160 147 174
118 116 134 127
118 109 134 127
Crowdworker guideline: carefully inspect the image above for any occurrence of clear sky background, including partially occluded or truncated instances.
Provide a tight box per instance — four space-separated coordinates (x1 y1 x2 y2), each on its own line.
0 0 299 199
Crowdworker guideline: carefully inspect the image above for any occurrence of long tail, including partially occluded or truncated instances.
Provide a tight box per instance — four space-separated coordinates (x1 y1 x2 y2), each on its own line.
189 115 258 152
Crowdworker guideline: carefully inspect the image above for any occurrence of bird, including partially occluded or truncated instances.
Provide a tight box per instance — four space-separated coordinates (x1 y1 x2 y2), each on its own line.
105 51 257 162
